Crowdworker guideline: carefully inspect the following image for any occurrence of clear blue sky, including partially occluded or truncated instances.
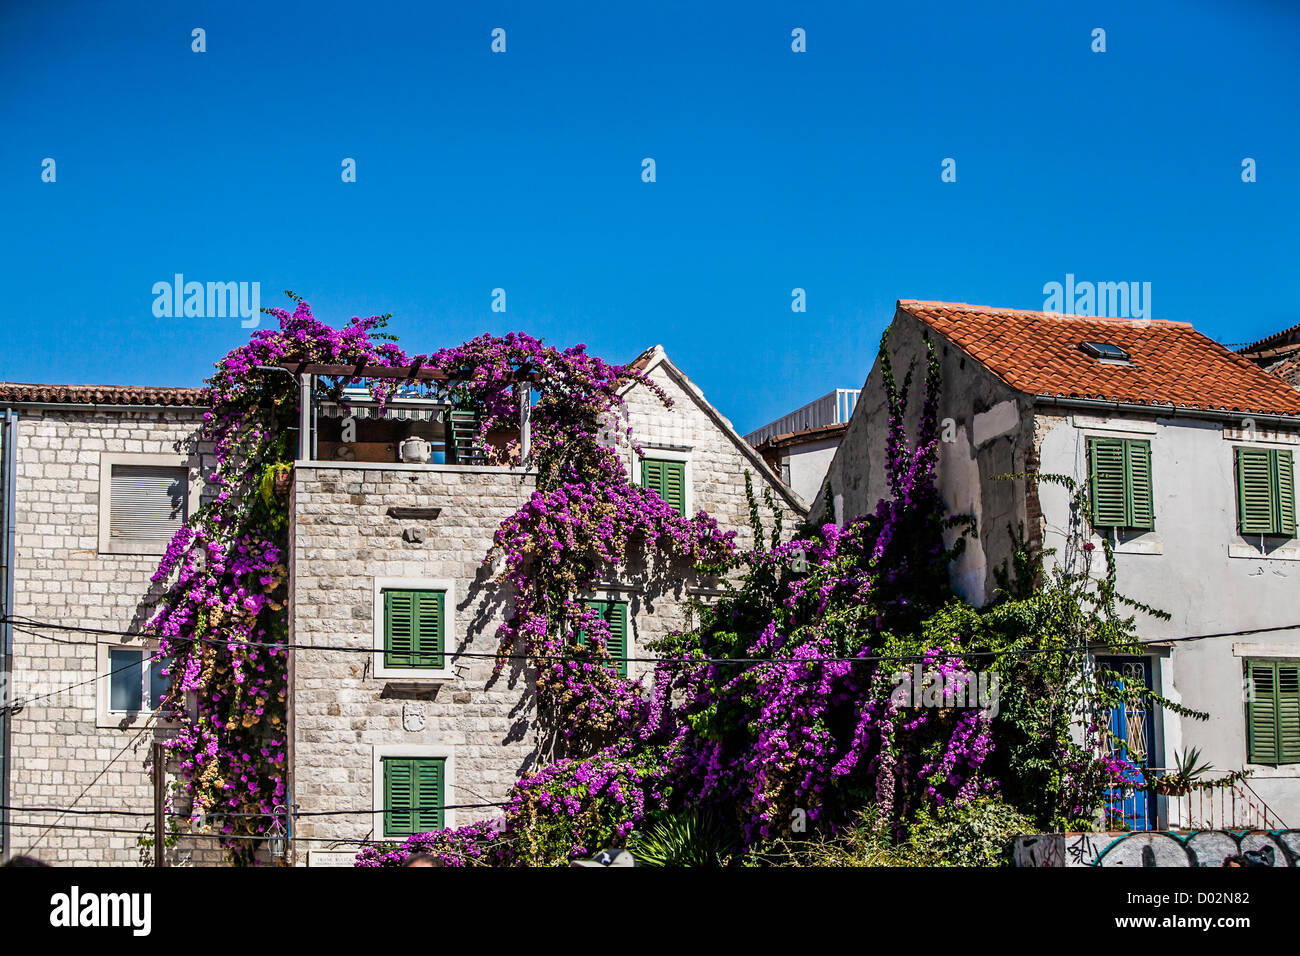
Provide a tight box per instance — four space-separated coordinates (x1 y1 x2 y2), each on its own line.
2 0 1297 434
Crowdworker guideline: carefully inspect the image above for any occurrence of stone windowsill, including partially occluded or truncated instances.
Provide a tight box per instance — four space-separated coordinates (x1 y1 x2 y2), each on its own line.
1098 535 1163 556
1228 543 1300 562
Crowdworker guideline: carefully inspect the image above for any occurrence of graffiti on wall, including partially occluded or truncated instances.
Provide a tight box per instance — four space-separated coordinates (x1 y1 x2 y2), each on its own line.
1014 829 1300 867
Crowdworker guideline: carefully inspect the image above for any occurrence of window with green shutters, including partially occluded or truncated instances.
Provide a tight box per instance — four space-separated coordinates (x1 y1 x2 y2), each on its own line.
1235 447 1297 538
382 756 445 835
1087 438 1154 530
641 458 687 516
577 599 629 677
383 589 445 669
1246 660 1300 766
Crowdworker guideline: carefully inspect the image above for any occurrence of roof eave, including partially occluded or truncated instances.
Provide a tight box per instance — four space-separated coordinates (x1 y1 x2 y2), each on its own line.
1030 393 1300 428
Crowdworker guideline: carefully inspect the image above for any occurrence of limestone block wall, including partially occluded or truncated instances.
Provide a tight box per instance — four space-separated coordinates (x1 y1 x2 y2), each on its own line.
4 405 224 865
290 369 806 861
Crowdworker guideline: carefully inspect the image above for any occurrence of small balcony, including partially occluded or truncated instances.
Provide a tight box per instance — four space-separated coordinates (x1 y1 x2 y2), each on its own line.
744 388 860 446
279 362 533 467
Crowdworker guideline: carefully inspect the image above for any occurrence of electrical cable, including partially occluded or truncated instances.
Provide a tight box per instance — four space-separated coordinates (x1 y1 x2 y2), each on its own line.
6 614 1298 670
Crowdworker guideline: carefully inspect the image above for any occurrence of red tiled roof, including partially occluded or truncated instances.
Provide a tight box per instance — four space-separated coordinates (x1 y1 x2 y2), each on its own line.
1239 321 1300 355
752 422 848 450
0 382 205 407
898 301 1300 418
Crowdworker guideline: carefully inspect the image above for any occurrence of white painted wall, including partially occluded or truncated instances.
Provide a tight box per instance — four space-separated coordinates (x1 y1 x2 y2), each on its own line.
1037 414 1300 823
784 440 840 506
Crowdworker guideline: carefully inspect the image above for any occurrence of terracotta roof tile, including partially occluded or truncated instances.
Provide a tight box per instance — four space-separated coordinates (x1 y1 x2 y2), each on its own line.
0 382 205 407
752 422 849 450
1239 321 1300 355
898 300 1300 418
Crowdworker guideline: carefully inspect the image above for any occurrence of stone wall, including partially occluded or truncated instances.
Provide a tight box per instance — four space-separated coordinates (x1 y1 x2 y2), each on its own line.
290 365 806 863
3 405 224 865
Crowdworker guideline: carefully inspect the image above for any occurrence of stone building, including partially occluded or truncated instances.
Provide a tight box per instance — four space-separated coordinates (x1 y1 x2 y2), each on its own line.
744 388 859 505
0 346 803 866
815 300 1300 827
1238 323 1300 390
288 345 804 864
0 382 225 865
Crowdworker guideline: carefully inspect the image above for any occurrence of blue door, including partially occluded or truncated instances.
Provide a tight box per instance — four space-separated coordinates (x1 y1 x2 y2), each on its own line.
1096 657 1157 830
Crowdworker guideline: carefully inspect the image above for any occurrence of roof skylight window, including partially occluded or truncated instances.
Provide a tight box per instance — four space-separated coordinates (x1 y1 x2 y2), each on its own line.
1080 341 1130 362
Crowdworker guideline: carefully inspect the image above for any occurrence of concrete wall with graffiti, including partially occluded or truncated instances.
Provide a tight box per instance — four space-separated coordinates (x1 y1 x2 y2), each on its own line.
1015 830 1300 867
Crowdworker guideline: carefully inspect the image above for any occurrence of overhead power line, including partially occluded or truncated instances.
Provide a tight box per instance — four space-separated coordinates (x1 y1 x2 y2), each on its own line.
5 614 1299 672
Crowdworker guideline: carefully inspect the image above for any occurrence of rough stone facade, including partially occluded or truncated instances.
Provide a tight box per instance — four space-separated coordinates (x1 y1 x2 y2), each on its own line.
1 403 225 865
0 348 802 866
289 353 803 863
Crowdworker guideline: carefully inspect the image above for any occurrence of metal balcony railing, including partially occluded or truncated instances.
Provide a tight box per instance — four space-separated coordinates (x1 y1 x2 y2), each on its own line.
744 388 861 446
1107 769 1288 832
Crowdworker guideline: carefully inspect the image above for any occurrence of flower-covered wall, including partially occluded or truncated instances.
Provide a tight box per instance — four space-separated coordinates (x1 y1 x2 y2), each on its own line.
289 357 805 861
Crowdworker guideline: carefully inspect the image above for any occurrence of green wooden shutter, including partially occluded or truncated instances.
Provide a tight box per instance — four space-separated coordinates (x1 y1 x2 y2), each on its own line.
641 459 664 499
1125 440 1154 530
412 591 445 669
1279 664 1300 765
1088 439 1129 527
1277 450 1296 537
641 459 686 515
1248 661 1280 765
413 758 445 831
385 590 445 669
1237 448 1277 535
385 591 415 668
606 601 628 678
384 757 445 835
662 461 686 515
383 757 414 835
579 599 628 677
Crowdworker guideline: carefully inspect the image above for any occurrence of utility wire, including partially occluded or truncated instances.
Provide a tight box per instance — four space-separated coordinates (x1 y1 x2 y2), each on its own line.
0 801 510 819
6 614 1299 669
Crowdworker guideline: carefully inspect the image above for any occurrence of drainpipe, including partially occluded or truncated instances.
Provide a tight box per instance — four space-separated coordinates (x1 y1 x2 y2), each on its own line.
1 410 16 860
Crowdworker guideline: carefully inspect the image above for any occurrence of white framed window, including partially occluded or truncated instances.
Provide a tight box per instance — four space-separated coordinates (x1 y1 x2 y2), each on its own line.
372 744 456 837
95 639 173 728
632 445 694 516
98 453 200 555
372 577 456 681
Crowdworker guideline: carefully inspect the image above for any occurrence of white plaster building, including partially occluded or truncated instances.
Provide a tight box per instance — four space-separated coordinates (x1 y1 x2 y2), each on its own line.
815 300 1300 827
745 389 859 506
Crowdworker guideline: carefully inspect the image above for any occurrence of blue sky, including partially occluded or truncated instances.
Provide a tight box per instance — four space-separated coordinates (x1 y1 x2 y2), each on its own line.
2 0 1297 434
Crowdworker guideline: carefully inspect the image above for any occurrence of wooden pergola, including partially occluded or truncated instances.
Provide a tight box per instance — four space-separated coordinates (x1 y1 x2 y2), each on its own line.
278 362 537 462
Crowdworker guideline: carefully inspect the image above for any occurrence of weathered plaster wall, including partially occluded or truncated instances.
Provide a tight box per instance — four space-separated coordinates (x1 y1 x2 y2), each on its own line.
784 440 839 507
811 310 1034 605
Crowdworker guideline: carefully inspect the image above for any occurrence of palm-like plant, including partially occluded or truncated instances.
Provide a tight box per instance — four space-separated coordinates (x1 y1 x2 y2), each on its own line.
626 811 737 868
